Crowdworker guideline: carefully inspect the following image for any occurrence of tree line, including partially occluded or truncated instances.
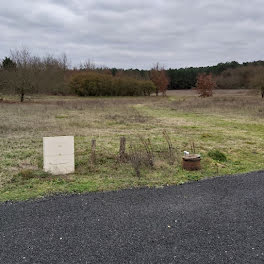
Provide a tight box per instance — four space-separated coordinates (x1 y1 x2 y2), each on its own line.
74 59 264 91
0 49 68 102
0 49 167 100
1 48 264 101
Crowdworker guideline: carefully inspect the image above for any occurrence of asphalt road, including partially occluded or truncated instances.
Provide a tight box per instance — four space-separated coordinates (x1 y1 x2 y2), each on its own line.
1 171 264 264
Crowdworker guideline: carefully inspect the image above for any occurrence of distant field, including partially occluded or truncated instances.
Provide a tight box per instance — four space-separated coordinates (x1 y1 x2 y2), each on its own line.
0 89 264 201
165 89 257 96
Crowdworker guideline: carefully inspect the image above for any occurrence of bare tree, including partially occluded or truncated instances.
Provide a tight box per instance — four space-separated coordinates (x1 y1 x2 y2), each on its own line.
150 63 169 96
39 54 66 95
60 53 69 72
10 48 37 102
79 59 96 71
0 49 68 101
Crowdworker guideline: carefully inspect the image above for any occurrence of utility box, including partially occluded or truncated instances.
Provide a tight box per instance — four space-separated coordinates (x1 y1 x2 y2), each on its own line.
43 136 75 175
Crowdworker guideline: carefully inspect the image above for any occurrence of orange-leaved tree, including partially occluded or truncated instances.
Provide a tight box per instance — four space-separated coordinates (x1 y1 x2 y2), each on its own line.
150 63 169 96
196 73 216 97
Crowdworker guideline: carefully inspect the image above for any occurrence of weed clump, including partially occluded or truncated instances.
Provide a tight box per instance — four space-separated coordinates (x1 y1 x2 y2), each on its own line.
128 144 143 178
208 150 227 162
162 130 180 165
128 137 155 178
13 169 51 182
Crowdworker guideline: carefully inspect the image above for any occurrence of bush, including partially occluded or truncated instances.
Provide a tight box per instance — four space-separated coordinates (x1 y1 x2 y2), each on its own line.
196 73 216 97
208 150 227 162
70 72 155 96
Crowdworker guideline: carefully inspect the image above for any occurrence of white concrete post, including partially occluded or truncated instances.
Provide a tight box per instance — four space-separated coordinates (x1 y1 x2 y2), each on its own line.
43 136 75 175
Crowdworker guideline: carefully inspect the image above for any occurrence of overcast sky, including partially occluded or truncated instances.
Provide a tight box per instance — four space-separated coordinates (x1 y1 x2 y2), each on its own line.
1 0 264 69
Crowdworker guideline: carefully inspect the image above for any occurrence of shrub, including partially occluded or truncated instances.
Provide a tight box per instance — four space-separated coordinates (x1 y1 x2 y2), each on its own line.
150 63 169 96
208 150 227 162
196 73 216 97
70 72 155 96
140 80 156 96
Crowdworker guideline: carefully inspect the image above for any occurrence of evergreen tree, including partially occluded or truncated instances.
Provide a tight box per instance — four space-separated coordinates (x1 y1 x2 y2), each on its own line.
2 57 16 70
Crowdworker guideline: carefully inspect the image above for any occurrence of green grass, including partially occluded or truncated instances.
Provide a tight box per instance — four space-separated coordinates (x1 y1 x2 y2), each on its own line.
0 92 264 202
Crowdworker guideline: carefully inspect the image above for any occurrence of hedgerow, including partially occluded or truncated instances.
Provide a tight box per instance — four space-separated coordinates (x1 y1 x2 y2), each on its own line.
70 72 155 96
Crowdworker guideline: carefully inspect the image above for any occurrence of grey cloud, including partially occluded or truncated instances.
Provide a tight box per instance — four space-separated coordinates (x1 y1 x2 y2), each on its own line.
1 0 264 69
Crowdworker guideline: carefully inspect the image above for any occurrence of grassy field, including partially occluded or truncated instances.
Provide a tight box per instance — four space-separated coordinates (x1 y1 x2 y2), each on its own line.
0 89 264 202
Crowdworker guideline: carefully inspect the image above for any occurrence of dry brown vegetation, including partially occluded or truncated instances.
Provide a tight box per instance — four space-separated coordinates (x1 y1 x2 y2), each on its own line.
195 73 216 97
151 63 169 96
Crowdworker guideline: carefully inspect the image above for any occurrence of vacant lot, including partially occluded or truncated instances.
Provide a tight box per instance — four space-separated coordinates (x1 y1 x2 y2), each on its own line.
0 90 264 201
